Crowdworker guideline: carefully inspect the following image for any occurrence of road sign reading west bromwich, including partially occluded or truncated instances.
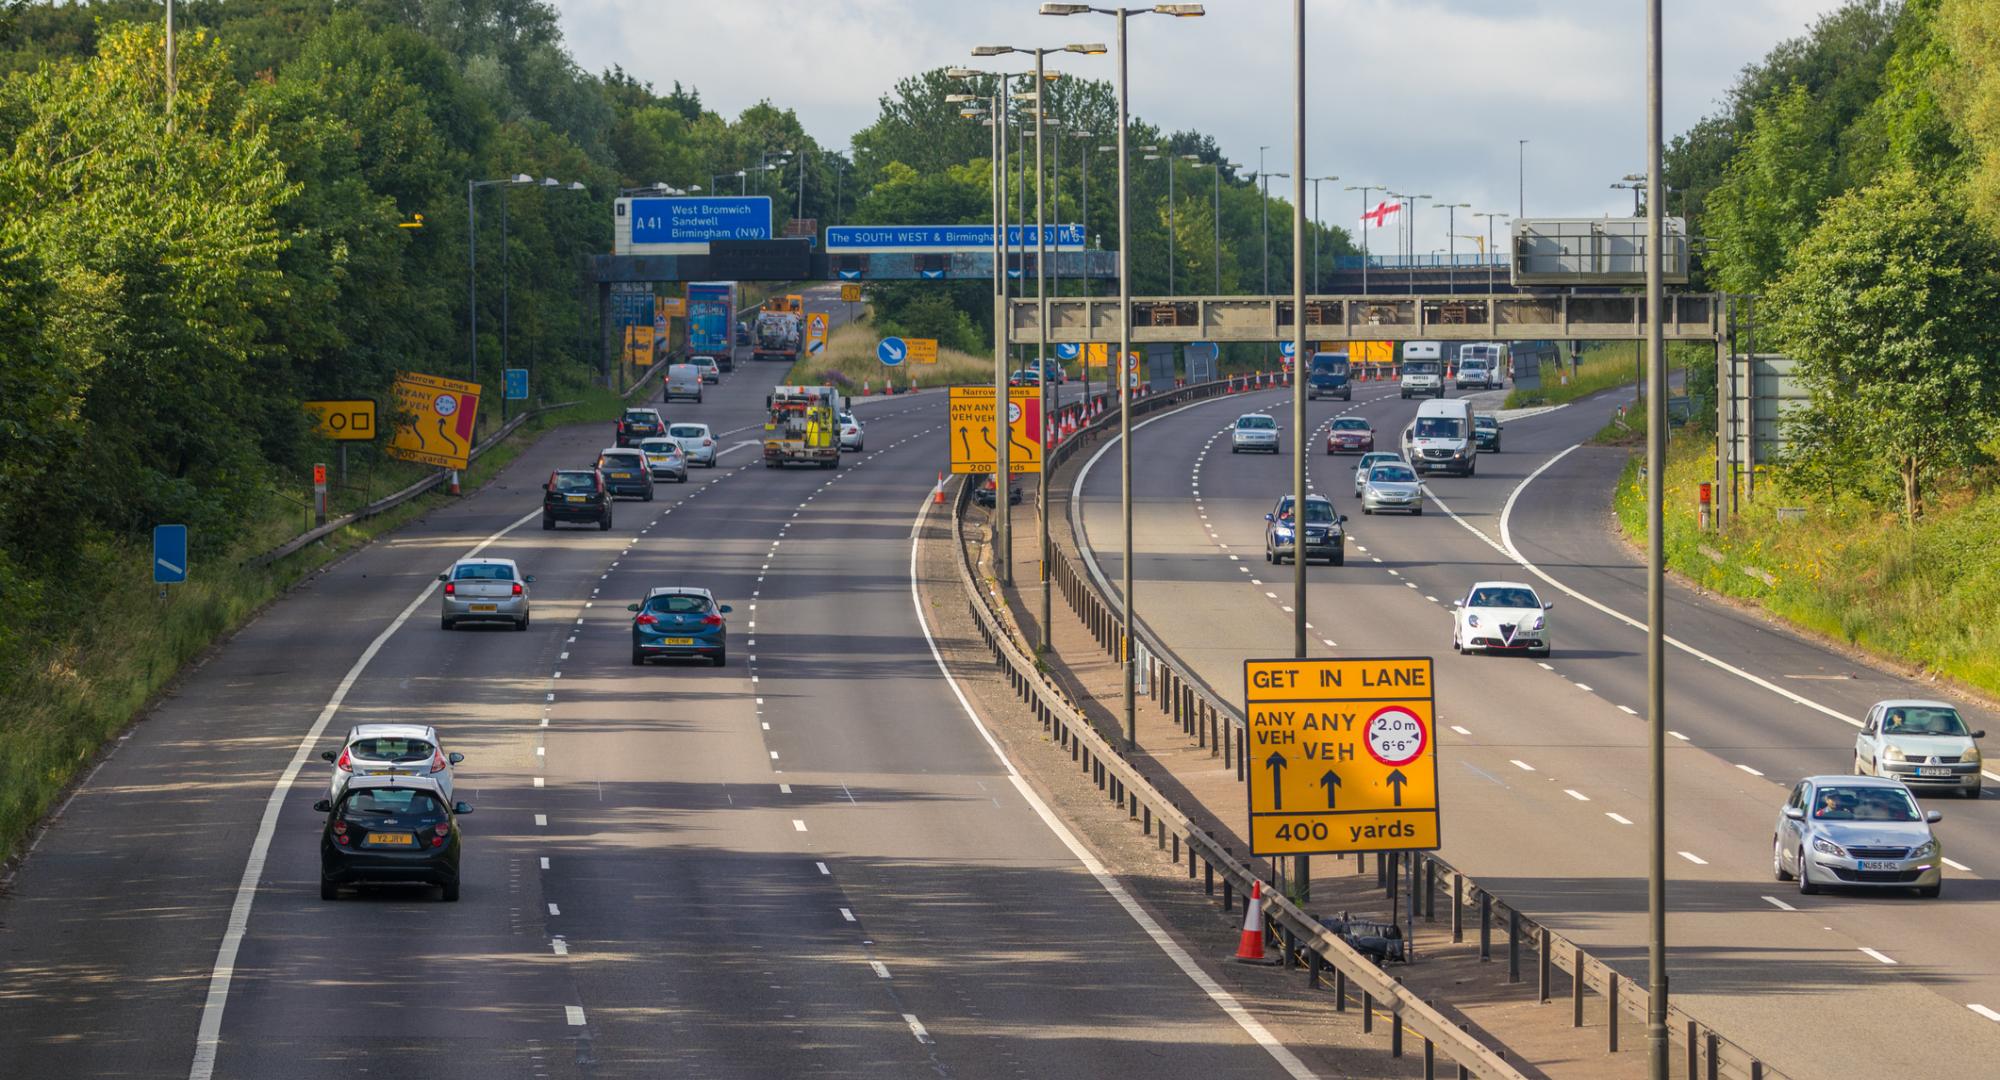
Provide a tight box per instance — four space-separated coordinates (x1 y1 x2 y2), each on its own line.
1243 656 1440 857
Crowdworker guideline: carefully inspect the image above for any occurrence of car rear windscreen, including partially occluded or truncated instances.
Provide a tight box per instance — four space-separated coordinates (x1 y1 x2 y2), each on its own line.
554 473 597 492
342 788 446 818
350 737 436 762
453 563 516 580
646 594 712 614
670 426 706 438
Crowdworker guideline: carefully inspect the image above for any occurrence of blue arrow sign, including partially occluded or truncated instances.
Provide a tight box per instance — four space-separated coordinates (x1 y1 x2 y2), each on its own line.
1186 341 1219 363
838 269 862 281
153 524 188 585
877 337 908 366
1054 343 1080 361
920 268 945 280
1279 340 1297 358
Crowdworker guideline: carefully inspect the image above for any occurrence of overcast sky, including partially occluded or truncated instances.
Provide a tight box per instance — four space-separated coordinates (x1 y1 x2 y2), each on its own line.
556 0 1848 258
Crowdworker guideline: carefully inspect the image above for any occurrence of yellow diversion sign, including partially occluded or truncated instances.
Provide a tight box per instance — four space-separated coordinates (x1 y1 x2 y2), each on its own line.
1242 656 1440 857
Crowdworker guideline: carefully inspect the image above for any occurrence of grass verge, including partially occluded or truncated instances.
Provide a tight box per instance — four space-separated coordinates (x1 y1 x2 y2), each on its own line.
1612 439 2000 698
781 308 993 390
0 394 616 867
1505 341 1696 409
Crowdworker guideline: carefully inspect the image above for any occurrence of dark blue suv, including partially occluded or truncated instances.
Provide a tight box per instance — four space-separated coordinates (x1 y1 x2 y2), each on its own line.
1307 352 1351 401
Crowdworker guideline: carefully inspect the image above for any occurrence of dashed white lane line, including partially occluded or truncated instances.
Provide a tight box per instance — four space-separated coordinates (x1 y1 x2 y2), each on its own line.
533 777 544 788
548 902 560 916
1943 857 1972 872
1510 759 1536 772
535 814 548 827
1450 725 1472 735
539 857 550 870
870 961 892 979
1321 639 1337 648
1607 813 1634 825
551 938 569 956
1677 851 1708 866
1536 662 1553 671
839 907 856 922
779 783 792 794
1969 1004 2000 1023
1762 896 1796 912
1859 947 1897 965
793 819 808 832
1617 705 1638 716
816 861 831 875
1564 789 1590 801
1736 763 1765 777
566 1005 587 1026
1573 683 1592 692
903 1014 933 1045
1668 730 1690 741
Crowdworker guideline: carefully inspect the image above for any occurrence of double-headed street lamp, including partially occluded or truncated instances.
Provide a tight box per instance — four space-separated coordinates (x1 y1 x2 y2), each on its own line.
713 169 747 195
1041 1 1205 752
1474 211 1509 294
467 174 587 426
1186 157 1233 296
972 40 1105 651
1345 183 1383 295
1306 174 1337 291
1430 200 1470 292
1387 189 1429 292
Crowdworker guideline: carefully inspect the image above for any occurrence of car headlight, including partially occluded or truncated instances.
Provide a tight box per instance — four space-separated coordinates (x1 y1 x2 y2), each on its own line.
1911 839 1939 859
1882 746 1907 763
1811 837 1847 858
1273 526 1293 539
1964 745 1981 763
1466 613 1481 628
1528 615 1544 631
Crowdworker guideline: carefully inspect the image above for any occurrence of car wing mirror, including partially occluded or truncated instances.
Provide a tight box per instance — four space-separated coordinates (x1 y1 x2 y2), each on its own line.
1339 515 1349 523
320 750 337 762
1781 805 1805 821
524 575 536 584
626 603 641 612
1925 809 1943 824
437 573 450 582
1265 513 1275 522
448 752 464 765
454 802 475 816
312 799 332 813
1544 601 1555 610
718 604 733 613
1973 730 1987 740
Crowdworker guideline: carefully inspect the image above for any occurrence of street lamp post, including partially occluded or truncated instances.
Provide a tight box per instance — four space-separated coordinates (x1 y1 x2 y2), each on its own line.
1519 138 1529 217
1475 211 1508 294
467 173 532 433
1345 184 1381 296
1430 201 1469 293
1141 145 1178 294
1643 3 1669 1076
1187 158 1224 295
1388 190 1429 292
1286 0 1310 900
1306 174 1337 292
951 70 1015 585
1043 1 1205 752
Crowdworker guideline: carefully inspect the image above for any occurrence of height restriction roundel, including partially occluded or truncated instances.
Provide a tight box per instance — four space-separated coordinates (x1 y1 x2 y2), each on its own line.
433 393 459 417
1364 705 1428 767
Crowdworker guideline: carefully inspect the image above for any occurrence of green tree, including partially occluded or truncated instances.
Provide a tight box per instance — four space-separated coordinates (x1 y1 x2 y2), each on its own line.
1705 86 1837 294
1941 0 2000 233
1768 168 2000 522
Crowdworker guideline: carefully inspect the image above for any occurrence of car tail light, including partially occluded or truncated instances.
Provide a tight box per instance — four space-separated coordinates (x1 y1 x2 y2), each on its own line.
512 582 523 596
334 748 352 773
703 439 713 447
443 581 455 596
430 751 448 774
332 819 351 845
431 821 450 847
701 614 723 627
635 613 658 626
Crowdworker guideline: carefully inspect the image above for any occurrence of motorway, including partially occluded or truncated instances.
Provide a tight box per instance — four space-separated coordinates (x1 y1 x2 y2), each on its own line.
1071 377 2000 1077
0 288 1319 1079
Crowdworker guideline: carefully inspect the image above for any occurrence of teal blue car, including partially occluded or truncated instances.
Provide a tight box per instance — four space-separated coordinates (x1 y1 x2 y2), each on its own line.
629 587 731 667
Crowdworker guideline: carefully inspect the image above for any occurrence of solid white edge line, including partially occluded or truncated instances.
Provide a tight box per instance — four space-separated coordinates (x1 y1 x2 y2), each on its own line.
188 504 544 1080
1859 947 1897 965
1761 895 1796 912
907 483 1317 1080
1969 1003 2000 1023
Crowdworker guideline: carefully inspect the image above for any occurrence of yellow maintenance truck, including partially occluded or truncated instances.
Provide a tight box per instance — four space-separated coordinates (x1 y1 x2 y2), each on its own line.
763 385 844 469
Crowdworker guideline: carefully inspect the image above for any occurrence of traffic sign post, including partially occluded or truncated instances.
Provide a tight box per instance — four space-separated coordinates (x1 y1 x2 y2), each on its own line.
806 312 830 355
1243 657 1440 858
504 368 529 401
1054 342 1080 362
153 524 188 593
947 386 1042 474
312 464 328 527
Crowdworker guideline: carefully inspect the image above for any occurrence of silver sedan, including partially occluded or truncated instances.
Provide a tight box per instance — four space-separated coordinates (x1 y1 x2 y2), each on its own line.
1774 775 1943 898
1361 462 1423 515
440 557 533 631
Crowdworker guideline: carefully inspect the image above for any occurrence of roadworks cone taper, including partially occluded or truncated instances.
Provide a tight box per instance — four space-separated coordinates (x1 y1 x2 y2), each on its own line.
1231 880 1279 964
934 472 946 505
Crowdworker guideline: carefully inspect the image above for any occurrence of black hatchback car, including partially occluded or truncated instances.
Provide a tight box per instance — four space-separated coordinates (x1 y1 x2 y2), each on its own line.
616 408 666 448
315 776 470 901
544 469 613 530
596 449 656 501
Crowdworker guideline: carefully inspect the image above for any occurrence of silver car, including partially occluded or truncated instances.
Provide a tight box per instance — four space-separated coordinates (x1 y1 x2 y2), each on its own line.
1774 775 1943 898
1854 699 1984 797
1361 461 1423 515
637 437 689 483
690 355 721 384
323 723 462 803
1352 452 1401 497
439 557 533 630
1230 413 1280 454
838 412 864 452
669 422 716 467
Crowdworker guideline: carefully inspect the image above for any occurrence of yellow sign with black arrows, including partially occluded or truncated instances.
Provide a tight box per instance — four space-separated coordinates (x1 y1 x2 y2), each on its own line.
948 386 1042 475
1243 656 1440 857
384 372 481 471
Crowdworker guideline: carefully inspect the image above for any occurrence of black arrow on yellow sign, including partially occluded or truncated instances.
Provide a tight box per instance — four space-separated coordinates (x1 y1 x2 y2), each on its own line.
958 426 972 458
1319 768 1341 809
1265 751 1287 809
1386 768 1408 807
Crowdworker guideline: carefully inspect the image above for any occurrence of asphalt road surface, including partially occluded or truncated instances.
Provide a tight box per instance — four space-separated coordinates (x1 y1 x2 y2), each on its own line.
1072 379 2000 1078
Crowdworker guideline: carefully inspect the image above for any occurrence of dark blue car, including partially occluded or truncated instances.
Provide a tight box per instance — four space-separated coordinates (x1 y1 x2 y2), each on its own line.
629 587 731 667
1307 352 1351 401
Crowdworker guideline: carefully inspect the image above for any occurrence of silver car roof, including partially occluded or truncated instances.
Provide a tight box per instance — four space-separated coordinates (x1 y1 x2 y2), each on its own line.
344 774 447 794
346 723 437 741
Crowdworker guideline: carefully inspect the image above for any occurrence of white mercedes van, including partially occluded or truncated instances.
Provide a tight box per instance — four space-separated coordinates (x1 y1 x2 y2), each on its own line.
1401 397 1476 477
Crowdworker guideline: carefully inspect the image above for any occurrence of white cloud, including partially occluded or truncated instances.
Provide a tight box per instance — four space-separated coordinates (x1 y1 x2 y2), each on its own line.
555 0 1854 259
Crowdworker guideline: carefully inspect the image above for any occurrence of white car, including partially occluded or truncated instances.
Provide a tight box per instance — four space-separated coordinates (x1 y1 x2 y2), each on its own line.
1854 699 1984 798
439 557 532 630
838 412 864 452
323 723 462 803
669 422 716 467
690 355 721 383
1451 581 1552 657
1231 413 1280 454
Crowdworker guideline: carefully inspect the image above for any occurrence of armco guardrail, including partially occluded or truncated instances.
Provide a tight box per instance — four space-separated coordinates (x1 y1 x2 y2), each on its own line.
1030 376 1791 1080
951 471 1527 1079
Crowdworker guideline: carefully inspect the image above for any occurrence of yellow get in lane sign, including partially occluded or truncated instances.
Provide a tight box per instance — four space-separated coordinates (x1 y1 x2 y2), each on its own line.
948 385 1042 475
1243 656 1440 857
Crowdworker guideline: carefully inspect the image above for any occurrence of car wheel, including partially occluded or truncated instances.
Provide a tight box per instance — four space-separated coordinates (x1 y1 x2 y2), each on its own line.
441 617 454 631
441 878 460 903
321 878 339 901
643 488 654 502
542 515 554 531
1773 836 1794 881
1963 784 1981 799
1797 849 1818 895
1918 881 1942 898
1363 507 1373 515
1231 446 1239 454
1530 647 1550 658
1413 506 1424 516
515 614 529 632
631 649 645 666
712 649 727 668
1332 550 1344 566
600 515 613 531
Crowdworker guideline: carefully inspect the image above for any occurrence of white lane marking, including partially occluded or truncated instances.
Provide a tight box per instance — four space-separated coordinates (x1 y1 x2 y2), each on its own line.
1617 705 1638 716
1564 789 1590 801
1762 896 1796 911
551 939 569 956
903 1014 933 1044
1860 947 1897 965
540 857 550 870
1607 813 1634 825
1573 683 1592 692
1678 851 1708 865
779 783 792 794
1322 638 1337 647
907 479 1318 1080
1736 764 1765 777
1944 857 1972 872
533 777 545 788
839 907 856 922
186 504 544 1080
1969 1004 2000 1023
793 819 808 832
1536 662 1554 671
1510 759 1535 772
816 861 831 875
535 814 548 827
1669 731 1690 741
1450 725 1472 735
871 961 892 979
566 1005 586 1026
770 751 779 760
548 903 560 916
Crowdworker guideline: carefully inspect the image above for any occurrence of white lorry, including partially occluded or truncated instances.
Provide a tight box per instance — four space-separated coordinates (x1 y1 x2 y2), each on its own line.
1401 397 1476 477
1399 341 1444 399
1455 343 1506 389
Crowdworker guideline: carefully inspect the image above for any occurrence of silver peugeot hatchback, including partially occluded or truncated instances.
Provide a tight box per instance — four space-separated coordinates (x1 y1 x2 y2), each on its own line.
1774 775 1943 898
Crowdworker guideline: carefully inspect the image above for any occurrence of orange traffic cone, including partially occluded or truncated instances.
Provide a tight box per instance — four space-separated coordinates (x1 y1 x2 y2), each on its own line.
1232 881 1276 964
934 472 946 505
863 379 872 396
447 469 461 496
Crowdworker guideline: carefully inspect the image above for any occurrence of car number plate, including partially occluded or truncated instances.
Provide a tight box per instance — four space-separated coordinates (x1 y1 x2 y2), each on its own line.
566 495 587 503
1916 766 1954 777
471 603 498 612
661 637 695 645
1858 860 1901 871
612 472 632 479
368 832 414 846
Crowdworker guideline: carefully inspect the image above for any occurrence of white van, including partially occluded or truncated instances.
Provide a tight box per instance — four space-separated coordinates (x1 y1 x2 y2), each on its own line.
1400 341 1444 399
1456 343 1505 389
1402 397 1476 477
665 363 704 403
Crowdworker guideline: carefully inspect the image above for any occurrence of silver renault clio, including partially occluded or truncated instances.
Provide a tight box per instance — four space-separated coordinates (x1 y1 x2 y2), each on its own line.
439 557 533 631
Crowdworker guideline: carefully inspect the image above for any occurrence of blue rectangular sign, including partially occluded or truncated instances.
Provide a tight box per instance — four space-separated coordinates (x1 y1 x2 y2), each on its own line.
504 368 529 401
153 524 188 584
628 197 772 246
826 224 1084 251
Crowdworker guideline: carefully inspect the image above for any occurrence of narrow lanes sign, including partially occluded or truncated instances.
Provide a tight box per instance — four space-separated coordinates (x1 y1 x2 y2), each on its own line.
1243 656 1440 857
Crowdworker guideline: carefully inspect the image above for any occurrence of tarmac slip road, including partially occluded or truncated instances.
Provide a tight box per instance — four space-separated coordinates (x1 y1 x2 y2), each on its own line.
1073 381 2000 1079
0 365 1315 1080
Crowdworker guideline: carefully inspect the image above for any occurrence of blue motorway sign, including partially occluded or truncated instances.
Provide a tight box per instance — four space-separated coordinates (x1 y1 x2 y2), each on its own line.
877 337 908 366
627 196 772 246
1054 343 1080 361
826 224 1084 251
504 368 529 401
838 268 862 280
153 524 188 584
920 268 945 280
1279 340 1297 358
1186 341 1219 363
